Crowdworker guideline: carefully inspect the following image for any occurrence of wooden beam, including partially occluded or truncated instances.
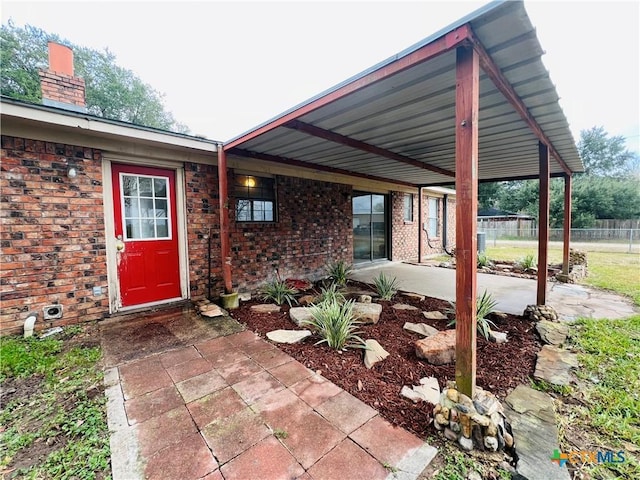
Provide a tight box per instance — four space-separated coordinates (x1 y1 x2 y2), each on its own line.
284 120 455 177
228 147 417 187
217 145 233 294
537 142 550 304
225 25 472 150
562 174 572 274
467 29 573 176
454 45 479 398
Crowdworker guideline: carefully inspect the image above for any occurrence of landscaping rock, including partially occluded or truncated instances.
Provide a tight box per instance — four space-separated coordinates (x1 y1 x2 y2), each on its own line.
536 320 569 345
266 329 312 344
488 330 508 344
423 311 448 320
358 294 372 304
200 305 225 317
534 345 578 385
524 304 559 322
403 322 439 337
289 307 314 326
414 329 456 365
400 376 440 404
251 304 281 314
298 295 316 306
353 302 382 324
393 303 419 311
364 339 389 369
401 292 425 301
238 292 252 301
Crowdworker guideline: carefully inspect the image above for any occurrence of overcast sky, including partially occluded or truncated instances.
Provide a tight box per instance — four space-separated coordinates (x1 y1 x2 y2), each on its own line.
2 0 639 153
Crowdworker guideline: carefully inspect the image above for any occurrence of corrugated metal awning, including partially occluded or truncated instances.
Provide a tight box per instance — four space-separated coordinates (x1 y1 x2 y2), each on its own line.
225 0 583 187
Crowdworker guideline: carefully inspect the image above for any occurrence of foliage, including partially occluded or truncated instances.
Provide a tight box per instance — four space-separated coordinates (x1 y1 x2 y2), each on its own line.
517 253 536 270
1 21 189 133
477 252 492 268
447 290 498 340
260 277 298 306
566 315 640 478
301 299 366 350
373 272 400 300
0 330 111 479
316 282 346 305
432 443 484 480
325 259 353 286
578 126 637 178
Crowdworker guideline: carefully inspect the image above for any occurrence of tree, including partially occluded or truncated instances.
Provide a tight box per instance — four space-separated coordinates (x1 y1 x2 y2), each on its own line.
1 21 189 133
577 126 635 177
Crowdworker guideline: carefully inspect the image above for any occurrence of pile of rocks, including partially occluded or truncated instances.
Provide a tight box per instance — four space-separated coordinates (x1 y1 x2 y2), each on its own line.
433 386 515 454
556 248 588 283
195 299 225 318
523 304 558 322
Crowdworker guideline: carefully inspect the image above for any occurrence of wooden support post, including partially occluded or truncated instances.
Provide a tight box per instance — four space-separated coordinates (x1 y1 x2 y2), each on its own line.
418 187 423 263
218 145 233 294
562 174 572 275
454 45 479 398
537 142 550 305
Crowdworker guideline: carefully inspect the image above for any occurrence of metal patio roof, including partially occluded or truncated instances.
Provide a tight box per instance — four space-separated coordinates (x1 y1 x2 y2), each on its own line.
225 0 583 188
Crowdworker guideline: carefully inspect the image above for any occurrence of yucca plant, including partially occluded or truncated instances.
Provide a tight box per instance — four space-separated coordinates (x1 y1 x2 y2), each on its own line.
518 253 536 271
477 252 491 268
325 260 353 287
301 299 366 350
316 282 346 305
447 289 498 340
373 272 400 301
260 278 298 306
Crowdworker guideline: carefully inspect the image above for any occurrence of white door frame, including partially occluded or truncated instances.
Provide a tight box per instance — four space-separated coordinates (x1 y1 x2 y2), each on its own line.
102 155 190 313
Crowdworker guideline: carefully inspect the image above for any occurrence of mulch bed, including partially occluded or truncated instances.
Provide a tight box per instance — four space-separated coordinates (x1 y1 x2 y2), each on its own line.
229 282 542 439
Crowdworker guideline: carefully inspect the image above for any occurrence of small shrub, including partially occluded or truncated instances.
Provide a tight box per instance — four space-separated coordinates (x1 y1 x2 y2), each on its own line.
301 299 366 350
447 290 498 340
477 252 491 268
518 253 536 271
316 282 346 305
260 278 298 306
373 272 400 300
325 260 353 286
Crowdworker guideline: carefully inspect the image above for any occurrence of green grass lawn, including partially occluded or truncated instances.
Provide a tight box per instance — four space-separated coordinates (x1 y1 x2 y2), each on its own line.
0 327 110 479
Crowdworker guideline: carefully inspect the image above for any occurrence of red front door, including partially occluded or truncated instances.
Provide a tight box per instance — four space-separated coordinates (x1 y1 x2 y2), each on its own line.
112 164 181 307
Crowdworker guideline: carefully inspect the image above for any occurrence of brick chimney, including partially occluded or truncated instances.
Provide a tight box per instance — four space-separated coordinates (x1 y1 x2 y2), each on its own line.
39 42 87 113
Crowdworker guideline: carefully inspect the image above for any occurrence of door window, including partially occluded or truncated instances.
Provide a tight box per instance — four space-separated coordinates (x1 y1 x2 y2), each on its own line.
121 174 171 240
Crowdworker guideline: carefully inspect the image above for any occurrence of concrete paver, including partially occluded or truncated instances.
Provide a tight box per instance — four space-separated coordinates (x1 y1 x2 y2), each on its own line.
104 312 438 480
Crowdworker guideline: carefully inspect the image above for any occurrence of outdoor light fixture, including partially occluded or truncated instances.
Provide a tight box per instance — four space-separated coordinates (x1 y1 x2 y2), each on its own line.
67 166 78 178
244 177 256 188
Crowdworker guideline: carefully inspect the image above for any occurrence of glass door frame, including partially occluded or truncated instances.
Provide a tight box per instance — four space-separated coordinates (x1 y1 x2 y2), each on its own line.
352 191 390 263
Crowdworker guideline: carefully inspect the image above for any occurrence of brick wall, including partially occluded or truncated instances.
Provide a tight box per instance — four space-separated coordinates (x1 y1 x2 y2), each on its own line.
390 191 419 261
184 162 222 299
421 194 456 257
38 70 86 108
1 136 107 335
229 175 353 293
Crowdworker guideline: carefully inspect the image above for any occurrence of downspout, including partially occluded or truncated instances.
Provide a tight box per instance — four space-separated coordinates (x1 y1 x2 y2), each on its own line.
217 144 233 294
417 187 423 262
442 194 455 256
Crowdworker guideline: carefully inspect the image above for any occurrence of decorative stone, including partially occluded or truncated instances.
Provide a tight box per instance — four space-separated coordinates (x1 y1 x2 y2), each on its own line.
449 408 458 423
444 428 458 441
266 329 312 344
441 406 450 421
486 422 498 437
289 307 315 326
446 388 459 403
489 330 508 344
536 320 569 346
484 436 499 451
201 305 225 318
238 292 252 301
433 404 441 415
251 303 281 314
363 339 389 369
358 295 372 304
504 432 514 448
435 413 448 426
459 413 472 438
353 302 382 324
534 345 578 385
450 421 460 433
423 311 448 320
471 413 491 427
400 386 424 403
415 330 456 365
298 295 316 306
473 387 504 416
523 304 559 322
402 292 425 301
458 436 473 451
393 303 419 311
403 322 439 337
401 377 440 404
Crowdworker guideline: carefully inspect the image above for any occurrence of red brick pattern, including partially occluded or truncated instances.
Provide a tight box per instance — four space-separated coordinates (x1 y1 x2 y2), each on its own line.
1 135 107 335
391 192 419 261
38 70 86 107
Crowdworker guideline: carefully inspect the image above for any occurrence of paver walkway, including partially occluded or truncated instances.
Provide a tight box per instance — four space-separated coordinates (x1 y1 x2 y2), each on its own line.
105 328 437 480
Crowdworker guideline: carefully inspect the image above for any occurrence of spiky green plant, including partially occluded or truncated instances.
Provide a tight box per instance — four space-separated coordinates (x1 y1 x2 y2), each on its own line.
373 272 400 301
260 278 298 306
301 299 366 350
325 260 353 287
447 290 498 340
477 252 491 268
316 282 346 305
518 253 537 271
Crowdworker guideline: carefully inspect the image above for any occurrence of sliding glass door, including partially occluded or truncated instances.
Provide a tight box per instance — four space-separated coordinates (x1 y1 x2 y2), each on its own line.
353 193 388 262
